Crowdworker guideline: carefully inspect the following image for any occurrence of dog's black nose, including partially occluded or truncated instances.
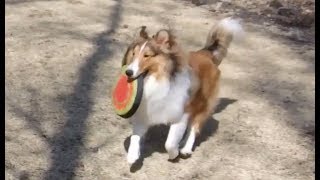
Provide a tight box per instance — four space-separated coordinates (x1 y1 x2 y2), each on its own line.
125 69 133 77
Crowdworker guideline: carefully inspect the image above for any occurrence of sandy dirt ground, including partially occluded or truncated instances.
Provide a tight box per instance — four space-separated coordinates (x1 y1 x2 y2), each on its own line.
5 0 315 179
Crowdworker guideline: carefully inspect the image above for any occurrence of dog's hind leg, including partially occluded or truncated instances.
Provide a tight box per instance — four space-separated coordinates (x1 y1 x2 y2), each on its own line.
165 114 189 160
180 74 220 156
180 111 208 156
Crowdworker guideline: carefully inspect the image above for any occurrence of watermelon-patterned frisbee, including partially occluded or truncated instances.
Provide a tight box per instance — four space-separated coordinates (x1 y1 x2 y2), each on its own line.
112 65 143 118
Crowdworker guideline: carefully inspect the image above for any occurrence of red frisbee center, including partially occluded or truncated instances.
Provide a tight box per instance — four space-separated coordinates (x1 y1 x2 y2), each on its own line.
114 75 130 103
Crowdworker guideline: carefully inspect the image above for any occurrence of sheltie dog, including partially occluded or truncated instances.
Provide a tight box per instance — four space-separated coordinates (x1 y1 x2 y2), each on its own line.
121 17 243 164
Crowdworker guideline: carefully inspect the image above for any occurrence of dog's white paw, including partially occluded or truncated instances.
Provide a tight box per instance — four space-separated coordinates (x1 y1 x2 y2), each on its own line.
180 147 192 156
127 151 140 164
127 135 141 164
165 143 179 160
167 148 179 160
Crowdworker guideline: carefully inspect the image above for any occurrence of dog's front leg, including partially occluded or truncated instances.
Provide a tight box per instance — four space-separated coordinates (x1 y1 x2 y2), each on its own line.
127 122 148 164
165 114 189 160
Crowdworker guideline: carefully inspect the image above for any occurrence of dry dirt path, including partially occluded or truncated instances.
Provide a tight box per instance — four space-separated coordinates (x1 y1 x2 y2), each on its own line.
5 0 314 179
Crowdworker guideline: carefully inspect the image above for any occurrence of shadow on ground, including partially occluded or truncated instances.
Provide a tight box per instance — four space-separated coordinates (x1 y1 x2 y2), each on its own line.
6 0 123 177
123 97 237 172
43 0 123 179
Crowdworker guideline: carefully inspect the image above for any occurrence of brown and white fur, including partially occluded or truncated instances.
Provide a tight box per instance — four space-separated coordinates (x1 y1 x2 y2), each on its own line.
121 18 243 164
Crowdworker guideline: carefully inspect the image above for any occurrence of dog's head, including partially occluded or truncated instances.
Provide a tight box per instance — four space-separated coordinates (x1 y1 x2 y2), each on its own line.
122 26 184 79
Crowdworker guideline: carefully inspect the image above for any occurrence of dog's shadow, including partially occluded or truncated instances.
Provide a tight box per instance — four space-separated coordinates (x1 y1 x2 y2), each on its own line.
123 97 237 172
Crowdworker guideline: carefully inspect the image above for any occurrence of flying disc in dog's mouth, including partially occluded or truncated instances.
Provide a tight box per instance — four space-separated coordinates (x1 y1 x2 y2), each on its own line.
112 65 143 118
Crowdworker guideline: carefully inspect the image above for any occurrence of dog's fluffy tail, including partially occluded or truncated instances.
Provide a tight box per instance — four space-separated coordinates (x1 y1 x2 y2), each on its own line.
203 17 244 66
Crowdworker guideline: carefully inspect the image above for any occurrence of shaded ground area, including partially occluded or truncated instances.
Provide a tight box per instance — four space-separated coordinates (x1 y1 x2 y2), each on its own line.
5 0 314 179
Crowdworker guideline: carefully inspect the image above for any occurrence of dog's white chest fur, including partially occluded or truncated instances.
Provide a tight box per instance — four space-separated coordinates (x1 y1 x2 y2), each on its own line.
131 69 191 125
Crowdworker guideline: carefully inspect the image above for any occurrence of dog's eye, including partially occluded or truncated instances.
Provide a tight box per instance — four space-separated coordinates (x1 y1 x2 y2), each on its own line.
144 54 156 58
132 52 135 56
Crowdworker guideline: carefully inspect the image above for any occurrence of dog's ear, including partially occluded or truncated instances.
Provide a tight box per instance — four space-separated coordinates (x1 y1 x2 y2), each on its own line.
153 30 176 51
154 30 170 45
132 26 149 41
139 26 149 39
